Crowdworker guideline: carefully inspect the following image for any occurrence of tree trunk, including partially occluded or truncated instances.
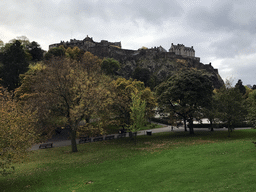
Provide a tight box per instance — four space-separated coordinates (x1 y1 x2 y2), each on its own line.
188 118 194 134
71 128 78 152
210 119 214 131
184 118 187 132
228 121 231 137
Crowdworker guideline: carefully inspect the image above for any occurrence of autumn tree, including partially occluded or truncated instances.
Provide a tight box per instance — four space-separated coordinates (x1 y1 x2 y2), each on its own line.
111 78 156 127
0 86 37 176
30 52 112 152
65 46 83 61
156 70 213 134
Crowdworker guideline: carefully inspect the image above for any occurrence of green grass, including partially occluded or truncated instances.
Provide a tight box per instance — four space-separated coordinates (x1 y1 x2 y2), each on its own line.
1 129 256 192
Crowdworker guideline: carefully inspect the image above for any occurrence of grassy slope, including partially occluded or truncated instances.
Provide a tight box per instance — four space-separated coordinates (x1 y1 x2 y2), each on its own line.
1 129 256 192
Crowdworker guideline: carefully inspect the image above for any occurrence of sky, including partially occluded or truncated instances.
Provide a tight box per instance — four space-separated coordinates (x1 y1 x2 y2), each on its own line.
1 0 256 86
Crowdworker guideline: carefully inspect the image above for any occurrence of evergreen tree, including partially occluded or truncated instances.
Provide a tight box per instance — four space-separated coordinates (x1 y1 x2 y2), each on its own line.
0 40 29 90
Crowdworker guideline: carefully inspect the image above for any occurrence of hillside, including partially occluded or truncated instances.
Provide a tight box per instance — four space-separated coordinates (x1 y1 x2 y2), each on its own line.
49 36 224 89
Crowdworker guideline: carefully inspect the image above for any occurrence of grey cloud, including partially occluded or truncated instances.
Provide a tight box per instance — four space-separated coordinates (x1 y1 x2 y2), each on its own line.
210 32 255 58
57 0 184 25
186 2 236 32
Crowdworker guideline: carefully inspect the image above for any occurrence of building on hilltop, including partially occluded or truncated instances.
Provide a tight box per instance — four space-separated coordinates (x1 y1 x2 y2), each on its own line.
169 43 195 57
49 36 199 61
49 35 122 50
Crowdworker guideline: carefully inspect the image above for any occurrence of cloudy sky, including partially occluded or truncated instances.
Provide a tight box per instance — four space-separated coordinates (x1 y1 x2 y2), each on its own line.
1 0 256 86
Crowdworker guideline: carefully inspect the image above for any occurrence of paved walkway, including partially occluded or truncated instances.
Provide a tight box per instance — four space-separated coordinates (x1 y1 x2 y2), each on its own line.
29 125 251 151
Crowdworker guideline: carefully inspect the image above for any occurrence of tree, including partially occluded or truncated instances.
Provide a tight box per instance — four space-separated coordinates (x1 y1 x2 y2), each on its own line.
129 92 146 145
235 79 246 95
132 67 151 88
0 40 4 49
156 70 213 134
246 89 256 128
30 52 111 152
0 40 29 90
9 36 30 49
44 46 65 60
0 86 37 176
215 80 247 136
28 41 44 62
111 78 156 127
202 91 218 131
101 58 120 76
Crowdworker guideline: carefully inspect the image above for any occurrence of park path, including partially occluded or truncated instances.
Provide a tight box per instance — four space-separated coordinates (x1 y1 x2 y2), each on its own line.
29 124 251 151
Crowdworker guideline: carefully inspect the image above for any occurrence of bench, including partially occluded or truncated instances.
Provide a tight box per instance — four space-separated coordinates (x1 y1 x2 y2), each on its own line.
93 137 104 142
79 136 91 144
117 133 126 138
105 135 115 140
39 143 53 149
129 132 137 138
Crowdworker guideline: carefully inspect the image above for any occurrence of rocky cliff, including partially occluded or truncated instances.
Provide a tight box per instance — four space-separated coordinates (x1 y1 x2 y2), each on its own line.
108 48 224 89
49 37 224 89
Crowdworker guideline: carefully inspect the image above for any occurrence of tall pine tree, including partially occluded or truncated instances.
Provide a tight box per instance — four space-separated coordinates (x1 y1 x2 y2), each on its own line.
0 40 29 90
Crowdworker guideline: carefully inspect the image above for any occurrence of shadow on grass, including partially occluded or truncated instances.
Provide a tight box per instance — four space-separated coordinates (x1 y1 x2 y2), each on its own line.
104 129 256 151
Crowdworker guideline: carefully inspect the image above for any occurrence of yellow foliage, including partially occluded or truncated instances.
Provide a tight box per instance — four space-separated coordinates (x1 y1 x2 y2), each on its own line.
0 86 37 175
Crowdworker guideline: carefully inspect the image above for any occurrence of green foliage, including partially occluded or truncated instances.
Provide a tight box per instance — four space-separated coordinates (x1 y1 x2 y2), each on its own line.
156 70 213 134
44 47 65 60
111 78 157 126
235 79 246 95
132 67 151 88
247 89 256 128
129 93 146 133
28 41 44 62
101 58 120 76
215 80 247 136
0 40 29 90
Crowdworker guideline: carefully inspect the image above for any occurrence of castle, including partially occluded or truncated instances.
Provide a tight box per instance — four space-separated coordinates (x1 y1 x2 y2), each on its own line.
49 36 200 61
49 36 223 88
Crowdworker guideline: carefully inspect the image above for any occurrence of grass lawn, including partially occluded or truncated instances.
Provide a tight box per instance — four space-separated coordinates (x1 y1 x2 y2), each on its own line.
1 129 256 192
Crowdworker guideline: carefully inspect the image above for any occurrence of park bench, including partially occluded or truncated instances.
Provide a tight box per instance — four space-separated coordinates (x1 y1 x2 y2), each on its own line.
117 133 126 138
39 143 53 149
79 136 91 144
105 135 115 140
129 132 137 138
93 136 104 142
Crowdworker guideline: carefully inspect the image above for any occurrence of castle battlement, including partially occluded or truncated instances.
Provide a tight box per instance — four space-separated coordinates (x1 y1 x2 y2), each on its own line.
49 36 199 61
49 35 122 50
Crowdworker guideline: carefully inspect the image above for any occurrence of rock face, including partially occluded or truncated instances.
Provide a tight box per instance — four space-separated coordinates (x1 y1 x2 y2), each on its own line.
49 36 224 89
112 50 224 89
